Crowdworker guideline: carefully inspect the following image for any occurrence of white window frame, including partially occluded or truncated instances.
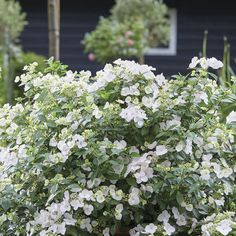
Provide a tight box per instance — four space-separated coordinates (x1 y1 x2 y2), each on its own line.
145 9 177 56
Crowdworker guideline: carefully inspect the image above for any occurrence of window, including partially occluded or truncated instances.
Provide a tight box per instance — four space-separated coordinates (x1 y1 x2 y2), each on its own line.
145 9 177 56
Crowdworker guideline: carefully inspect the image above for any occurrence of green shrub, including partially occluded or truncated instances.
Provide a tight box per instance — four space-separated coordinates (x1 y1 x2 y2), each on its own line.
84 18 148 64
0 52 46 105
0 57 235 235
83 0 170 63
111 0 170 47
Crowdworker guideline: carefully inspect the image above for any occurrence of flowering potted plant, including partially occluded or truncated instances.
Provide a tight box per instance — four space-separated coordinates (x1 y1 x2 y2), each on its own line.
0 57 235 235
83 0 170 64
83 18 148 64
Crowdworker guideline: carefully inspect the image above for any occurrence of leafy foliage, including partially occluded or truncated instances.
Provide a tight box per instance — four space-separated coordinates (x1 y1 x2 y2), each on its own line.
111 0 170 47
0 0 26 42
83 18 148 64
0 52 47 105
83 0 170 63
0 58 235 235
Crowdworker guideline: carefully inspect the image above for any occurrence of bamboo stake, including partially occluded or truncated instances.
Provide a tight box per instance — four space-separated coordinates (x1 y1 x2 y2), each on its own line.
139 55 145 64
3 27 14 104
48 0 60 60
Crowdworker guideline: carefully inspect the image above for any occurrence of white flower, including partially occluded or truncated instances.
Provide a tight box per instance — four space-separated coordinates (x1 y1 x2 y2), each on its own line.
175 141 184 152
49 137 57 147
155 145 168 156
226 111 236 124
184 137 192 155
63 213 76 226
202 154 212 162
176 214 187 226
120 104 147 128
157 210 170 223
115 203 123 212
207 57 223 69
113 140 127 150
129 225 144 236
155 73 166 86
164 222 175 235
199 58 208 69
200 169 211 180
134 166 153 184
50 222 66 235
83 204 94 215
194 91 208 105
80 218 92 232
128 188 140 205
109 187 123 201
70 197 84 210
57 140 70 157
166 116 181 129
73 134 87 148
189 57 199 69
216 219 232 236
121 84 140 96
142 96 154 108
92 106 103 119
114 59 155 76
143 223 157 234
103 227 110 236
95 190 105 203
125 154 153 184
115 204 123 220
79 189 93 200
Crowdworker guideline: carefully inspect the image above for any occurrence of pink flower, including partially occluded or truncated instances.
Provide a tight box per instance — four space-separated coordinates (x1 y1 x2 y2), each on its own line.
127 39 134 46
125 31 133 38
88 53 96 61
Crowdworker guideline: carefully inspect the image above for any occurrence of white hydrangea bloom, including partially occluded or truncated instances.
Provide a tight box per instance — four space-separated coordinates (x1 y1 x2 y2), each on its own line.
194 91 208 105
164 222 176 235
189 57 223 70
143 223 157 235
83 204 94 216
57 140 70 157
207 57 223 69
200 169 211 181
216 219 232 236
157 210 170 223
155 145 168 156
113 140 127 150
189 57 199 69
226 111 236 124
103 227 110 236
114 204 123 220
120 104 147 128
128 187 140 205
79 189 93 201
80 218 92 233
95 190 105 203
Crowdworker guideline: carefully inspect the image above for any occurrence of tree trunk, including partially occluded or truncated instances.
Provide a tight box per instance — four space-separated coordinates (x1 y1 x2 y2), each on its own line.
48 0 60 60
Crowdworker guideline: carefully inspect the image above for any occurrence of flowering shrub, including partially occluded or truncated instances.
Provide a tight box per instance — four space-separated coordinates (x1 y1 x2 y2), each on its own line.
83 18 147 64
83 0 169 63
0 57 235 236
111 0 170 48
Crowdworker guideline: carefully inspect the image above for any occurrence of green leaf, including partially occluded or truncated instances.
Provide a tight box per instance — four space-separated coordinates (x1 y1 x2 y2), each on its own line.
126 177 137 186
176 191 185 206
0 198 11 211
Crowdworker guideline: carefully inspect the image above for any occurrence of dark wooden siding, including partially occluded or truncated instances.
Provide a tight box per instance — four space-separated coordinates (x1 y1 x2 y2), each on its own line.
19 0 236 76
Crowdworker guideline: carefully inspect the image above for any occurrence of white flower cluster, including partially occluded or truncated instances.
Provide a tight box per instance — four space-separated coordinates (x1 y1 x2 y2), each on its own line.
189 56 223 69
0 57 235 236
